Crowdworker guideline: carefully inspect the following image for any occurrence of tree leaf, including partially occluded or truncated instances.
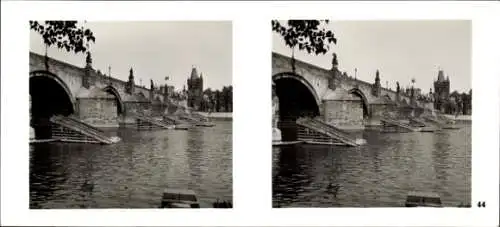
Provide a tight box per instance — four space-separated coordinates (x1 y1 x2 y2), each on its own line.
30 20 96 54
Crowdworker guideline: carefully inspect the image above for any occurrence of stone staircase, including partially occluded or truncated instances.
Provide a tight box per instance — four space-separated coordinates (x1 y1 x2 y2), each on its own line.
162 115 192 130
296 117 363 146
409 117 427 127
50 116 121 144
177 114 215 127
134 114 175 130
422 115 460 130
380 118 420 132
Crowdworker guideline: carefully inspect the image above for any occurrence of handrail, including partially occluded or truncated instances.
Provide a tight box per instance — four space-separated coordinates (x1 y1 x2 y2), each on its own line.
296 117 357 146
381 118 417 131
135 115 174 128
302 117 353 141
311 117 352 137
66 116 105 133
51 116 113 143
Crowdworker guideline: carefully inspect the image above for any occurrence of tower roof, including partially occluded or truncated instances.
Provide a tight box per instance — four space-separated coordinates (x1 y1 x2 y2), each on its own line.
437 70 445 81
190 67 199 79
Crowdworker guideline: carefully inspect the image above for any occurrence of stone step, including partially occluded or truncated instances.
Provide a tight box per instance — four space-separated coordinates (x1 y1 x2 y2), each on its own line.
50 116 121 144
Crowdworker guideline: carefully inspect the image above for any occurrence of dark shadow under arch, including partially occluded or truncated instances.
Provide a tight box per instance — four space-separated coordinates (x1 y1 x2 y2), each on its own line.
29 70 75 139
273 72 321 108
30 70 76 113
348 88 370 119
273 72 321 141
103 85 124 114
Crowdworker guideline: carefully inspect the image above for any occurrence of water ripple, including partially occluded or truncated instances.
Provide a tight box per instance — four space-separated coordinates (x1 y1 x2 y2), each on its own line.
30 120 232 208
273 124 471 207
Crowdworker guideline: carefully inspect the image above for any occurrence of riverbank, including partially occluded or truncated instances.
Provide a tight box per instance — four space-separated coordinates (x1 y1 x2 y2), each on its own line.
194 112 232 120
442 114 472 123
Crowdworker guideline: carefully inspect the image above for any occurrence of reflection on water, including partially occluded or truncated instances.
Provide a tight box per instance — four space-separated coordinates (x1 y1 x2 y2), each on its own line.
273 124 471 207
30 120 232 209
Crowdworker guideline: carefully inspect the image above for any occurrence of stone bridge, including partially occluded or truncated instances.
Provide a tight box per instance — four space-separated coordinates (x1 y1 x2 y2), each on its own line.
29 52 174 130
272 52 434 129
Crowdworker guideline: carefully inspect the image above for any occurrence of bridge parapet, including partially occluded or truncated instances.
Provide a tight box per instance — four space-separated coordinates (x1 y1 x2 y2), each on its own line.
30 52 175 128
272 52 432 109
30 52 166 103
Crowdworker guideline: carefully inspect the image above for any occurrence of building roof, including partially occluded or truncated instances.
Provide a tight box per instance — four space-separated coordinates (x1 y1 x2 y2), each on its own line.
437 70 446 82
190 67 199 79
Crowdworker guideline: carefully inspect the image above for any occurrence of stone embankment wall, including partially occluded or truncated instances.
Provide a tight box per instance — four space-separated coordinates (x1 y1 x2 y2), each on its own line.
195 112 232 119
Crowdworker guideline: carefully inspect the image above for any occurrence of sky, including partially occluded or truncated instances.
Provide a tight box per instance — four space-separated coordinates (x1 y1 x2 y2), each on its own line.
273 20 472 94
30 21 232 91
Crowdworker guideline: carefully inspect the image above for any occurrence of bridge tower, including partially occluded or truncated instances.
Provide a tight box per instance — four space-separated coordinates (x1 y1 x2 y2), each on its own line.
187 67 204 111
433 69 450 112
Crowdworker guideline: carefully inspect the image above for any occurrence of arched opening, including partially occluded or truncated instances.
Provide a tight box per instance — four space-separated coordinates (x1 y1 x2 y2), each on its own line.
103 85 124 115
273 73 320 141
349 88 370 120
30 71 75 139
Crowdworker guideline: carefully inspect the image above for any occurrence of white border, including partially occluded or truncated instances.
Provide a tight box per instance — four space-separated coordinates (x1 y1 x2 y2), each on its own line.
1 1 499 226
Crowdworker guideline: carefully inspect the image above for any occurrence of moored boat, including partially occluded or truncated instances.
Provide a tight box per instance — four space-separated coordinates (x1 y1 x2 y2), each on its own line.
160 188 200 208
405 191 442 207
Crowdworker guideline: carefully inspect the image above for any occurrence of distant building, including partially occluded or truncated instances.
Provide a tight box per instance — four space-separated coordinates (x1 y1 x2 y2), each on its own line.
414 88 421 96
433 70 471 115
167 85 175 96
187 67 204 110
433 70 450 113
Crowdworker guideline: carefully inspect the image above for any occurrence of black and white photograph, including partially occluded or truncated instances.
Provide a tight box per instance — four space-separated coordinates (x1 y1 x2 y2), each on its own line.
2 1 500 226
29 21 233 208
272 20 472 207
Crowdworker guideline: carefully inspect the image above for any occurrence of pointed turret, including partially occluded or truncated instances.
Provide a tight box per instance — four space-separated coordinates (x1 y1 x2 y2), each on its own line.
190 66 199 79
437 70 445 81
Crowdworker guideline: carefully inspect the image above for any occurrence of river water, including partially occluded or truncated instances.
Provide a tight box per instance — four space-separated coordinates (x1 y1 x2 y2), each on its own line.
272 123 471 207
30 120 232 208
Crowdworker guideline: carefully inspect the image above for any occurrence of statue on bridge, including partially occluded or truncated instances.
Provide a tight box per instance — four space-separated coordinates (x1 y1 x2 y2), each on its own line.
396 82 400 93
331 52 338 70
86 52 92 67
150 79 154 91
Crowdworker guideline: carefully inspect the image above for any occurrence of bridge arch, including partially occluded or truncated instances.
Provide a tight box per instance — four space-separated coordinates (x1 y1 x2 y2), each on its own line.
273 72 321 141
272 72 321 108
29 70 76 139
348 88 370 118
103 85 124 114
